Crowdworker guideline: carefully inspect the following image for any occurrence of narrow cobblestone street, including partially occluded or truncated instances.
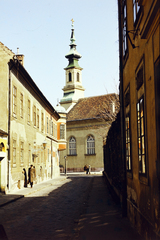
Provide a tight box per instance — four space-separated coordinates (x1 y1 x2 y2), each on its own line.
0 175 144 240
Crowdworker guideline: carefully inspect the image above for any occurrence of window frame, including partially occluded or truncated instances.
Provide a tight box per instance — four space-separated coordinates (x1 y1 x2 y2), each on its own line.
27 99 30 123
69 136 77 156
20 141 24 166
33 105 36 127
135 56 148 180
137 96 146 175
60 124 65 140
86 135 95 155
13 86 17 116
13 139 16 167
41 112 44 132
77 72 80 82
122 0 128 58
37 109 39 129
125 86 132 174
69 72 72 82
133 0 142 27
20 93 23 118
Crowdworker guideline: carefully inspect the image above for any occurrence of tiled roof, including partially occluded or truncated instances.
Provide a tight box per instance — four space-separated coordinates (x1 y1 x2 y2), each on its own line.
67 94 119 121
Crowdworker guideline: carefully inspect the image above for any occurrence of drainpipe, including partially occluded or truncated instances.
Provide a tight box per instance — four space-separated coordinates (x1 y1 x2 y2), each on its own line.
118 0 127 217
51 139 53 178
8 61 13 190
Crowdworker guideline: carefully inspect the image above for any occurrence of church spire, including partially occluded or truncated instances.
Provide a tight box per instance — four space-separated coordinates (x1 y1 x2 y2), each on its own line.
60 19 85 112
70 19 76 48
65 19 82 69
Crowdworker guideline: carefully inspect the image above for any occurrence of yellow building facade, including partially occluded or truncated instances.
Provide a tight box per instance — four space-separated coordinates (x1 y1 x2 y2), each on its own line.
0 43 66 193
118 0 160 238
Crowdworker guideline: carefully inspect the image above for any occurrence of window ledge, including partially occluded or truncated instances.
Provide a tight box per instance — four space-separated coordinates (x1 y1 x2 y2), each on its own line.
85 154 96 156
67 154 77 156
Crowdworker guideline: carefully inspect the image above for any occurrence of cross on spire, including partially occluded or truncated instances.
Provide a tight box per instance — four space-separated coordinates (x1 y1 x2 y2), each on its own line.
71 18 74 24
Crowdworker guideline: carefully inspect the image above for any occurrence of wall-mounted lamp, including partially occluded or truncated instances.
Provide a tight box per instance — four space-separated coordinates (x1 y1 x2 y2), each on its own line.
42 140 47 149
126 30 139 49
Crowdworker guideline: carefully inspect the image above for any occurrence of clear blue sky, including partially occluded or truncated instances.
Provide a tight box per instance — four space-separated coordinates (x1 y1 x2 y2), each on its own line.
0 0 119 107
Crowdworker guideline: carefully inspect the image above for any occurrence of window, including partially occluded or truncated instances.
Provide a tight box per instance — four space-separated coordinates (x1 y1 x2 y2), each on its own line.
13 86 17 115
77 72 79 82
28 100 30 122
60 124 65 139
87 135 95 155
69 137 76 155
133 0 140 23
13 139 16 165
137 97 146 174
69 72 72 82
20 141 24 165
20 93 23 118
125 87 131 171
47 117 49 133
122 0 128 57
136 59 146 175
41 112 44 132
37 109 39 128
33 106 36 126
51 121 53 136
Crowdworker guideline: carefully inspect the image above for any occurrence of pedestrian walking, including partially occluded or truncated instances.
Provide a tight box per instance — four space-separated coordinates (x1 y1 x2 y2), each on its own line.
28 165 34 188
22 168 27 187
84 164 89 174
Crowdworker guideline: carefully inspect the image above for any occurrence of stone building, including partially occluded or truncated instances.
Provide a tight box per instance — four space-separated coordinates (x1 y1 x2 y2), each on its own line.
118 0 160 238
59 21 119 173
0 42 66 192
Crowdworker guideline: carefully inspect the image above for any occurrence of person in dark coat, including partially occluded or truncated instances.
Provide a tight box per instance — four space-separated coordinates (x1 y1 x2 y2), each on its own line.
28 165 34 188
22 168 27 187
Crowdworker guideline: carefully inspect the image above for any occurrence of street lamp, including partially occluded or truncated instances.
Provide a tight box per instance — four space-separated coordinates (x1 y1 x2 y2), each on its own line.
42 140 47 149
64 156 67 175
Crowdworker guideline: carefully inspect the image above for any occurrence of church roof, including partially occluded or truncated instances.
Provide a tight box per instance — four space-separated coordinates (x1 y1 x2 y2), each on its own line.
67 94 119 121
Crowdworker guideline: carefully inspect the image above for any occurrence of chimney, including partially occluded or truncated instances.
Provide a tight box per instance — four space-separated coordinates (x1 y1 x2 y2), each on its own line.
16 47 24 66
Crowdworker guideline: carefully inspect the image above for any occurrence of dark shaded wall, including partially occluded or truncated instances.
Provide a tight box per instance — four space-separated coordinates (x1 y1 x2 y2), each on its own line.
103 112 123 202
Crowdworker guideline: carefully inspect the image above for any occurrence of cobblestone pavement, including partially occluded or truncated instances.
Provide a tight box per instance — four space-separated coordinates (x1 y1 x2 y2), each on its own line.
0 174 144 240
0 175 94 240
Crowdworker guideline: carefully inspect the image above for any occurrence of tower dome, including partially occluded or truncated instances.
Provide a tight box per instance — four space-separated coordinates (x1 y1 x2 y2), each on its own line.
60 19 85 112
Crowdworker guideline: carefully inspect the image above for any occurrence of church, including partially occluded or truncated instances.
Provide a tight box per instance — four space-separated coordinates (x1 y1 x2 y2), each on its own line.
58 20 119 173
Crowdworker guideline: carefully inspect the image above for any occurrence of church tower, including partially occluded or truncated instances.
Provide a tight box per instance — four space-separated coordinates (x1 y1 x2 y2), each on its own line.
60 19 85 112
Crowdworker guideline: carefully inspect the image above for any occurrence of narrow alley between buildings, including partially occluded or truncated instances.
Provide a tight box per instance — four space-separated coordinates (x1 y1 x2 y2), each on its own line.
0 174 144 240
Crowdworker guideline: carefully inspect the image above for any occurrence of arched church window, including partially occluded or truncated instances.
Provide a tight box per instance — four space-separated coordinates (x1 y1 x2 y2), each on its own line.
87 135 95 155
69 72 72 82
77 72 80 82
69 137 76 155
